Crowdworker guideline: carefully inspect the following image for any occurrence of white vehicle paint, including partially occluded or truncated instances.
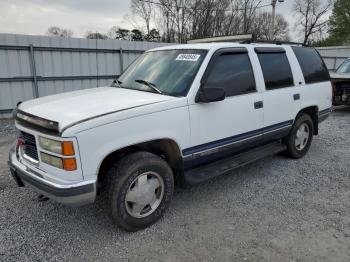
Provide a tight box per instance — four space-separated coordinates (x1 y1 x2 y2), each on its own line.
9 42 332 209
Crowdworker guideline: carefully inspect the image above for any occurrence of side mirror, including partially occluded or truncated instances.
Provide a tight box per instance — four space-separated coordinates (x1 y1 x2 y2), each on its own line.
195 87 226 103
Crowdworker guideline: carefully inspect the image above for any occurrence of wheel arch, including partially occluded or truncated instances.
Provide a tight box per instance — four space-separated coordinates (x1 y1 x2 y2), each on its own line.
297 105 319 135
97 138 184 188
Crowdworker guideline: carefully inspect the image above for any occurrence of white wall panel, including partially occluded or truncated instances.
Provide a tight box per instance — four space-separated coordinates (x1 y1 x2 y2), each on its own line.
316 46 350 71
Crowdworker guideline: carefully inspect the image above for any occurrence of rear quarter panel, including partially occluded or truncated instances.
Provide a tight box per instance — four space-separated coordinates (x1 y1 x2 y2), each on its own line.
300 81 332 112
288 46 332 113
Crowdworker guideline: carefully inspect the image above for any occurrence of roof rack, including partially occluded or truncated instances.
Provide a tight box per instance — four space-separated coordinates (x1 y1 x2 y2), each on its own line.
187 34 253 44
242 39 307 47
187 34 308 47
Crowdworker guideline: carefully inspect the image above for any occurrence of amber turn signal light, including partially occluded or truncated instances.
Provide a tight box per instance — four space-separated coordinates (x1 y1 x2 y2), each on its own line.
62 141 75 156
63 158 77 171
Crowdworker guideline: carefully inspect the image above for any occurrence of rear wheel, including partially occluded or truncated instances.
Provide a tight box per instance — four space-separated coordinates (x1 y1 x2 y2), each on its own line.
285 114 314 159
102 152 174 231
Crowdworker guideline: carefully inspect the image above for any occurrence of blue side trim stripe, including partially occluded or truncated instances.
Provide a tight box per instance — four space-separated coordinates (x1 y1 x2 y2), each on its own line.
319 108 332 115
183 120 293 156
261 120 293 133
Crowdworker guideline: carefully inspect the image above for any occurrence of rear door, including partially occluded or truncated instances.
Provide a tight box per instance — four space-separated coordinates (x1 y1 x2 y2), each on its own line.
254 47 301 140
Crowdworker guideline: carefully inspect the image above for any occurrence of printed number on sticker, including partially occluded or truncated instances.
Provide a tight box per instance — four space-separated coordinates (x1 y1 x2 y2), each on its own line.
176 54 201 61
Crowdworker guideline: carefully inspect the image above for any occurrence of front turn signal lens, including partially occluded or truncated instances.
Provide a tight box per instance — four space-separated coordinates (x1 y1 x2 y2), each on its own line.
63 158 77 171
62 141 75 156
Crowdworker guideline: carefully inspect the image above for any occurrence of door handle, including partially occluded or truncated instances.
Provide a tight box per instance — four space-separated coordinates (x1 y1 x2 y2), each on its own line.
293 94 300 100
254 101 263 109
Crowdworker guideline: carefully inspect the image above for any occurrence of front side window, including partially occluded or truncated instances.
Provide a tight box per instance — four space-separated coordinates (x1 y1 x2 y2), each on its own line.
292 47 330 84
257 50 294 90
203 51 256 97
118 49 207 97
337 59 350 74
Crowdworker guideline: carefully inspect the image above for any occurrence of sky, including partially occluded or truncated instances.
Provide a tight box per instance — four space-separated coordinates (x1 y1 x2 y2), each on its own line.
0 0 298 40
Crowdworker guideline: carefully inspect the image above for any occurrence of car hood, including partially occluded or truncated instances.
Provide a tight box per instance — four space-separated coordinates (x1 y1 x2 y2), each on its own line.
330 72 350 80
18 87 174 132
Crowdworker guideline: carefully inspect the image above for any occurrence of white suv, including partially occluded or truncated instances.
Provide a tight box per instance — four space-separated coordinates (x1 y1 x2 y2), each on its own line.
9 42 332 231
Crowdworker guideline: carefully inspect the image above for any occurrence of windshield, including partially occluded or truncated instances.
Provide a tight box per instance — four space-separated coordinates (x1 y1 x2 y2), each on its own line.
117 49 207 96
337 59 350 74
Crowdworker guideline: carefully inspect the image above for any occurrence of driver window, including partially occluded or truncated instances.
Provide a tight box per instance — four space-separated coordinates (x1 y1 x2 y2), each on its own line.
204 52 256 97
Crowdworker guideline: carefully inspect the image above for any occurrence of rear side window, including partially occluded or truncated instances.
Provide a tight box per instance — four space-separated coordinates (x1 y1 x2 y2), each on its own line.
256 48 294 90
292 47 330 84
204 51 256 97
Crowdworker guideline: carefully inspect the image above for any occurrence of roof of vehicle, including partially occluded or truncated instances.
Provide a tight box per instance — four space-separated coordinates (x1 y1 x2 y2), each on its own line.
148 42 304 52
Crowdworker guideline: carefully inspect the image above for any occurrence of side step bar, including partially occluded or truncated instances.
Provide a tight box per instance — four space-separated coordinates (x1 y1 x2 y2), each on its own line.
184 142 286 185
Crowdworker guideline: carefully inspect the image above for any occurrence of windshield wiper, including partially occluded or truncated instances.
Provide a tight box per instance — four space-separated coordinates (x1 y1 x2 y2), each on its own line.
111 79 123 88
135 79 163 94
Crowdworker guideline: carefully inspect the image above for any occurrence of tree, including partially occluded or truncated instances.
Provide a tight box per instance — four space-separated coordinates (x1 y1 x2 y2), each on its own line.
158 0 193 43
190 0 233 39
240 0 261 34
222 0 241 36
252 12 289 41
328 0 350 45
46 26 73 38
293 0 332 45
108 26 131 40
128 0 290 44
130 0 153 36
145 28 161 42
131 29 144 41
85 32 108 39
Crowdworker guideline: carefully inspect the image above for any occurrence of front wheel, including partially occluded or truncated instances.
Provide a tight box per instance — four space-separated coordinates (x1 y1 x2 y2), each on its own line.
102 152 174 231
285 114 314 159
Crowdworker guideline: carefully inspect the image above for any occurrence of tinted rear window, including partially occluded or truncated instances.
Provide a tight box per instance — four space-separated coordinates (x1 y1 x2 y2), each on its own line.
257 52 294 90
292 47 330 84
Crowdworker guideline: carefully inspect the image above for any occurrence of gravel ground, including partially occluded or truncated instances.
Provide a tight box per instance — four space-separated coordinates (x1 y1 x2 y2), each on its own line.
0 108 350 262
0 119 16 137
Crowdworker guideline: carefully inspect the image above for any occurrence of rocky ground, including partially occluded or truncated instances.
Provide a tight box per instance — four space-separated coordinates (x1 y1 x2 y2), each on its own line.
0 108 349 262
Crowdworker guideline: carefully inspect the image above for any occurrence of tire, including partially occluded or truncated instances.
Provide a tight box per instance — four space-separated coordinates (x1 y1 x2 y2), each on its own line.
101 152 174 231
285 113 314 159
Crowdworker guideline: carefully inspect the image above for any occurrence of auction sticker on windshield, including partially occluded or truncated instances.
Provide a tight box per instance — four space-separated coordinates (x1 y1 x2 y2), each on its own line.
176 54 201 61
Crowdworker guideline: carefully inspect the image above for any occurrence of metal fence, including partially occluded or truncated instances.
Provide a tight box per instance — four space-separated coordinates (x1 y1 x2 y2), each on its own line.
0 33 170 113
316 46 350 71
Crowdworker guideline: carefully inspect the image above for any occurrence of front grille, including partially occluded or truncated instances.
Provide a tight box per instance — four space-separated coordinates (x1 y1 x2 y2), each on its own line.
20 131 39 161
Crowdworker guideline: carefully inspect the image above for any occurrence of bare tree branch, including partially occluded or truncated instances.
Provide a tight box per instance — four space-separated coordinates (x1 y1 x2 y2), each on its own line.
293 0 332 44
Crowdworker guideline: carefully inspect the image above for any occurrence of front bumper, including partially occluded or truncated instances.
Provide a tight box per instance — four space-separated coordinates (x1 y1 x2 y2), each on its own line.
8 147 96 206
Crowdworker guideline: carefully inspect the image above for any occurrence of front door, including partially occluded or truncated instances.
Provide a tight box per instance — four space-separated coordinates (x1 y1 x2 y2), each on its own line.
185 48 264 168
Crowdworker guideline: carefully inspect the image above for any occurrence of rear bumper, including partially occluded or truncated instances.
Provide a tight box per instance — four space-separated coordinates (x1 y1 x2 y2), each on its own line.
8 147 96 206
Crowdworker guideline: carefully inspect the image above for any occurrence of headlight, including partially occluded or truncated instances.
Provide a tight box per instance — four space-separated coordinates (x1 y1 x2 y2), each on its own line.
39 137 76 171
39 137 75 156
39 137 62 154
